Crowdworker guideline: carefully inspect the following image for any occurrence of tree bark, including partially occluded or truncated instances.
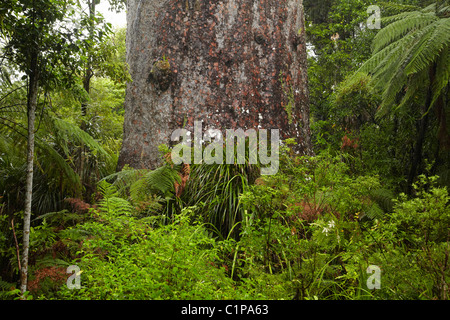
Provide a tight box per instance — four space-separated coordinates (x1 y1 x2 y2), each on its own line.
20 51 39 296
407 64 435 195
81 0 96 118
79 0 96 200
118 0 312 170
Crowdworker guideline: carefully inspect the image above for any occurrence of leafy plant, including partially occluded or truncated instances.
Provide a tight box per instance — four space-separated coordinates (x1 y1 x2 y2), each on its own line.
355 2 450 115
96 180 133 217
390 175 450 245
180 144 260 240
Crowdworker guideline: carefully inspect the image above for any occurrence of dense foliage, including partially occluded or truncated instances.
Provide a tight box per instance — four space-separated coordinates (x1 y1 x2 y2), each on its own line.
0 0 449 300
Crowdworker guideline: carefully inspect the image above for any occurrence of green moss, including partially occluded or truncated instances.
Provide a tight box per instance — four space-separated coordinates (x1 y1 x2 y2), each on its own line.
285 100 294 125
279 71 295 125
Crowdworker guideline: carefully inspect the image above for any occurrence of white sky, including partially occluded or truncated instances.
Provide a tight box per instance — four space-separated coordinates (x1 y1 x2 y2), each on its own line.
96 2 127 29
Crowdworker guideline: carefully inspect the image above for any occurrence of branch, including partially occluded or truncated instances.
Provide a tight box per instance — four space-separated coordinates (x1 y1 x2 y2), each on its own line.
11 218 21 272
0 85 27 104
0 103 27 112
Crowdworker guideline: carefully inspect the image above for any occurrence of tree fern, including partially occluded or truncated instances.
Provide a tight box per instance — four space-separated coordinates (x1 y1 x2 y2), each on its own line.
372 9 438 54
354 2 449 116
404 18 450 76
0 100 117 214
430 44 449 109
50 116 115 175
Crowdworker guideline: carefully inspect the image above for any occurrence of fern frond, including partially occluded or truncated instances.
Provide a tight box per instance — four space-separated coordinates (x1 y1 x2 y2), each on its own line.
34 138 81 189
438 5 450 16
374 10 437 53
51 117 111 160
0 278 15 292
430 46 450 109
404 18 450 76
378 2 419 15
58 227 92 241
361 188 394 221
98 180 119 199
356 31 414 76
35 255 70 268
98 196 133 217
129 165 181 203
393 68 429 114
368 188 394 213
373 34 419 114
102 167 149 196
421 2 438 13
97 181 133 216
365 203 385 220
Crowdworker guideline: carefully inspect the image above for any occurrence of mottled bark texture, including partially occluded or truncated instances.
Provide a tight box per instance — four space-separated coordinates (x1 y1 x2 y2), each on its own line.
118 0 312 169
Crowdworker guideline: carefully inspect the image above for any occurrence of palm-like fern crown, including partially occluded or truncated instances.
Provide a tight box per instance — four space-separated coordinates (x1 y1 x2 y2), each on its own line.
356 2 449 115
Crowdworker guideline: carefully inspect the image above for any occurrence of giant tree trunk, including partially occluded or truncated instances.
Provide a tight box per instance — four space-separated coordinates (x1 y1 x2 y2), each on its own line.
118 0 312 170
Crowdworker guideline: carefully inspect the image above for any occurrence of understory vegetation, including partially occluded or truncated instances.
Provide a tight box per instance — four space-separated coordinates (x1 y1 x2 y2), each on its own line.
1 0 449 300
1 144 449 300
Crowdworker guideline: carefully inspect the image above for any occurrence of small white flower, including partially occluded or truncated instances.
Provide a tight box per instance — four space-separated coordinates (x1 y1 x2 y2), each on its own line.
328 220 335 229
322 227 330 235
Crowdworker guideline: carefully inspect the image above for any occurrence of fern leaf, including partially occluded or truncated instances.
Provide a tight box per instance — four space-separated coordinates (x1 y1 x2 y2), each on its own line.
369 188 394 213
130 165 181 203
356 32 414 76
51 117 111 160
99 196 133 216
365 203 385 220
35 255 70 268
102 167 149 196
393 68 429 114
34 138 81 188
0 278 15 292
373 11 437 54
98 180 119 199
97 181 133 216
405 18 450 76
430 46 450 109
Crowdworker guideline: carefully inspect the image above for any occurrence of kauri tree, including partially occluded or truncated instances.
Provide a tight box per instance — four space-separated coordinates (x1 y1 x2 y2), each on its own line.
118 0 312 169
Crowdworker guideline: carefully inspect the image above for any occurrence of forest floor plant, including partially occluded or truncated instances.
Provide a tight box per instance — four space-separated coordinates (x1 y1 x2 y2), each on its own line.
1 142 449 300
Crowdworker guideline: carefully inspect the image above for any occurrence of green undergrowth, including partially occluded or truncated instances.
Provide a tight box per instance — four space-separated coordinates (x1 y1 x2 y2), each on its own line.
2 147 449 300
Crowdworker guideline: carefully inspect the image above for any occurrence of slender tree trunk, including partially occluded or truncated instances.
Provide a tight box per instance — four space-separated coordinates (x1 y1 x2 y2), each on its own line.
80 0 96 199
81 0 96 118
118 0 312 170
20 51 39 296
